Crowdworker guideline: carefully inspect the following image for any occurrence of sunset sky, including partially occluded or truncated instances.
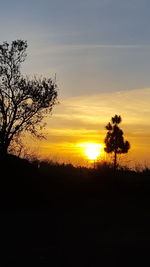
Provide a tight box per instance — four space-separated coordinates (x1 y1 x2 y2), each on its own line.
1 0 150 167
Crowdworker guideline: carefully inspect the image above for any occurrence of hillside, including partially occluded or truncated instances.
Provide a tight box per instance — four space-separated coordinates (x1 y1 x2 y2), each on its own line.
1 155 150 266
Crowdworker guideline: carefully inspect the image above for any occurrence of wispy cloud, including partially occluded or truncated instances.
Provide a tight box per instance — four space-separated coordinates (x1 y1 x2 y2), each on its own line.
29 44 150 57
50 87 150 128
33 87 150 166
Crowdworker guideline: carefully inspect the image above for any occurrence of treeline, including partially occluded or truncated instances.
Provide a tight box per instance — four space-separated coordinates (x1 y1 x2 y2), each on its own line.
1 154 150 211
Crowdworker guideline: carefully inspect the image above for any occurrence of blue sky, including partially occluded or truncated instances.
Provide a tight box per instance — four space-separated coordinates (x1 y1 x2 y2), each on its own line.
1 0 150 97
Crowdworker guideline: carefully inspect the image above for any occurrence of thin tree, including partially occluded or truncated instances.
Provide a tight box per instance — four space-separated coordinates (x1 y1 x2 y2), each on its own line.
0 40 58 156
104 115 130 171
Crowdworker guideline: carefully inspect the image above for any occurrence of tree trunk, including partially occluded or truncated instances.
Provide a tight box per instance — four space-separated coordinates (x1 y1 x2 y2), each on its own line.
0 140 9 157
0 146 8 157
114 150 117 173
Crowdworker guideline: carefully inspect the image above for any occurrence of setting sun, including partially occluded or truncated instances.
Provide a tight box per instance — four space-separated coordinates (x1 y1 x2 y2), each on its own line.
77 143 104 161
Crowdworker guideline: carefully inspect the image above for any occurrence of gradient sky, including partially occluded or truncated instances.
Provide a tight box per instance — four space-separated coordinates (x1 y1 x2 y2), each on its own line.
1 0 150 166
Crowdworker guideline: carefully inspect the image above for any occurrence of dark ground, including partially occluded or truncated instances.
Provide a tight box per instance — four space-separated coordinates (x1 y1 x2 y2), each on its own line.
1 155 150 266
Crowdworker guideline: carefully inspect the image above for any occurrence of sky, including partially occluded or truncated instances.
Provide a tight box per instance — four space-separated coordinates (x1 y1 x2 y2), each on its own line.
0 0 150 167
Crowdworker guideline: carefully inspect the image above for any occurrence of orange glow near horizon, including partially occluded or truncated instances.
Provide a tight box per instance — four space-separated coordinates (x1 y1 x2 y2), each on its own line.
22 88 150 168
77 143 104 161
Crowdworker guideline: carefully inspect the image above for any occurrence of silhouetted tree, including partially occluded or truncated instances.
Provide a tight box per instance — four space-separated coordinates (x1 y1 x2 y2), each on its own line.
104 115 130 171
0 40 58 156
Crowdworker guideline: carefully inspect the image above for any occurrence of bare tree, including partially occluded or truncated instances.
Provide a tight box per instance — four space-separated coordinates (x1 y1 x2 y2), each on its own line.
0 40 58 156
104 115 130 171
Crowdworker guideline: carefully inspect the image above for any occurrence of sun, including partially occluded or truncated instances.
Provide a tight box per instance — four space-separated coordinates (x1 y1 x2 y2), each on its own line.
77 143 104 161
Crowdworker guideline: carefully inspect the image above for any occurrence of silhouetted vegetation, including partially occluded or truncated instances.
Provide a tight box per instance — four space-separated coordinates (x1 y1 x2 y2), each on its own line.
1 154 150 266
0 40 58 156
104 115 130 171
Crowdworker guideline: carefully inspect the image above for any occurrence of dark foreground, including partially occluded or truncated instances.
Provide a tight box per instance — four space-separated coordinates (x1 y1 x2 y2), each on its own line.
1 155 150 266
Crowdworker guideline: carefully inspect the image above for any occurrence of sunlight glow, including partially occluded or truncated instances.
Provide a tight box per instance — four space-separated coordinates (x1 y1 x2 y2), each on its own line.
77 143 104 160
